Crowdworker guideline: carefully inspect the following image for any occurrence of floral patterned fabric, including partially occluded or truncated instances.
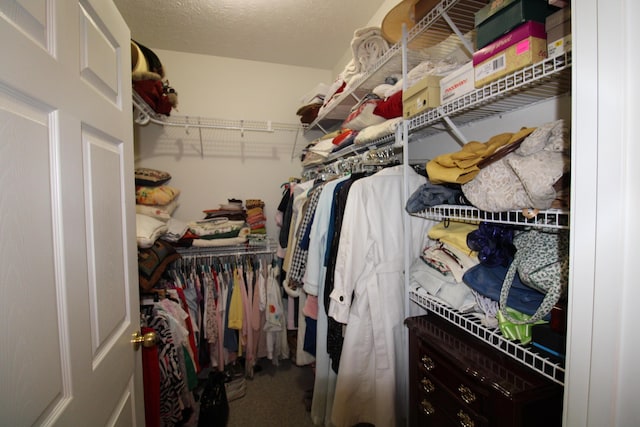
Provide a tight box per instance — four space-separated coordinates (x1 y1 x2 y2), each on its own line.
462 120 570 212
136 185 180 206
134 167 172 186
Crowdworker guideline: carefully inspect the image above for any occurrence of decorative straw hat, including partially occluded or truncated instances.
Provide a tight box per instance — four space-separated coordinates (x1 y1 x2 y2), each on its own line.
381 0 421 44
381 0 460 48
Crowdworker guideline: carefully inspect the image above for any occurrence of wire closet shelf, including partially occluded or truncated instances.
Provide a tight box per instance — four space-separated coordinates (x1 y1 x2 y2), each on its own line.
132 91 305 134
410 290 565 385
408 199 569 386
411 205 570 230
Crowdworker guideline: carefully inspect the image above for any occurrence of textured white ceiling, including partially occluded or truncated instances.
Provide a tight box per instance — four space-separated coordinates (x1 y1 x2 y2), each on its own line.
114 0 389 70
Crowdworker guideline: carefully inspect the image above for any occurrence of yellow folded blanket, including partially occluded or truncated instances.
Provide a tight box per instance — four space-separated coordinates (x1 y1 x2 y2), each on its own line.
428 221 478 255
426 127 535 184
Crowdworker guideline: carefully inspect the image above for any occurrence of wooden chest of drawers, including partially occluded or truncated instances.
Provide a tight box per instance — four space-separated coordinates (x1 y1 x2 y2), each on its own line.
406 315 563 427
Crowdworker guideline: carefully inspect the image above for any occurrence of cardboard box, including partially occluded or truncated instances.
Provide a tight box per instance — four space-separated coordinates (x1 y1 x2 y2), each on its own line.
545 6 571 29
440 62 475 104
474 30 547 88
403 75 442 118
548 34 572 57
473 21 546 65
545 7 571 43
474 0 558 49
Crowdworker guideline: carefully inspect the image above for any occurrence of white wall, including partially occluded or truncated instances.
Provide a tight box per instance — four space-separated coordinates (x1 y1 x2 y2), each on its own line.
134 49 331 241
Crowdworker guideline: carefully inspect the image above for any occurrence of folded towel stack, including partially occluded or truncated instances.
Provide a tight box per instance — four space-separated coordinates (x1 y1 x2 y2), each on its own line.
245 199 267 235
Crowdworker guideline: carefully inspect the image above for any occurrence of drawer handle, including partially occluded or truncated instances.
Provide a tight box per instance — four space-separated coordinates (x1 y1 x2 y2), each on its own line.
458 384 476 404
421 377 435 393
421 355 435 371
421 399 435 416
457 410 475 427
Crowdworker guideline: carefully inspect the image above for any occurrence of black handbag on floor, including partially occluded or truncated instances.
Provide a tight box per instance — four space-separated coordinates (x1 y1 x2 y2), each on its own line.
198 371 229 427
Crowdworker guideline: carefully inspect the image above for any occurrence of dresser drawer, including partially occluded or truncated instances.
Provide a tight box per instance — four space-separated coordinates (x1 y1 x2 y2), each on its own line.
406 314 564 427
416 371 490 427
412 395 451 426
415 338 489 415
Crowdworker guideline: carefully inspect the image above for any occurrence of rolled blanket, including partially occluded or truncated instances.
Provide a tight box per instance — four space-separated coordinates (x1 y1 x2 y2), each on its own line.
320 27 389 115
354 117 403 145
352 27 390 74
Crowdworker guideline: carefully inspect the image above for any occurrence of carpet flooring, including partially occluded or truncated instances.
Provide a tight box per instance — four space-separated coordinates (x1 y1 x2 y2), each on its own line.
226 358 316 427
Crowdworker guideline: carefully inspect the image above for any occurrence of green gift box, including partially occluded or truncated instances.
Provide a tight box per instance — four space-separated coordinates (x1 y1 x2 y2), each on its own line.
475 0 558 49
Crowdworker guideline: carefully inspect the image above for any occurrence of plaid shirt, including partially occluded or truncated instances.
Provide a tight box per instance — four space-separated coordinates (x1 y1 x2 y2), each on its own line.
287 183 324 287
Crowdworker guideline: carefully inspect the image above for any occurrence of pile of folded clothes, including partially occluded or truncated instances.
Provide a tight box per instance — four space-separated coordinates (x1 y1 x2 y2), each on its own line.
180 199 251 248
245 199 267 235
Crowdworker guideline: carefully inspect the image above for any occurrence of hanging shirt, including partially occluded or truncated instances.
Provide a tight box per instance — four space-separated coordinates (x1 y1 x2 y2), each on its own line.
303 175 349 426
227 268 244 330
287 183 324 287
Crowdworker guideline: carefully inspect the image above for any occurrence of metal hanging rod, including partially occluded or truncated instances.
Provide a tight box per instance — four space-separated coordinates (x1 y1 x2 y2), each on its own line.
175 238 278 259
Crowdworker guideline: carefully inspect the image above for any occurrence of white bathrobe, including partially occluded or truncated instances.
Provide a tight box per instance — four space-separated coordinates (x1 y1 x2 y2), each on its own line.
328 165 430 427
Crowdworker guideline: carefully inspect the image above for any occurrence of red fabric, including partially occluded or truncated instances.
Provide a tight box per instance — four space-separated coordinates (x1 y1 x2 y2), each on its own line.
332 130 354 146
247 213 267 223
181 230 200 240
174 287 200 372
323 81 347 107
141 326 160 427
373 90 403 119
133 79 174 115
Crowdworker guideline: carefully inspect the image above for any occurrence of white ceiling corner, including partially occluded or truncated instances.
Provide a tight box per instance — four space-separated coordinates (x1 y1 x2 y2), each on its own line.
114 0 390 70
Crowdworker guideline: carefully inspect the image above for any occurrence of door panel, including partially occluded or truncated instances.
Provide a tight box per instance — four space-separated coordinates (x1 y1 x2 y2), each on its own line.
0 1 141 426
79 2 120 102
0 1 49 49
108 379 136 427
0 86 68 426
83 127 128 357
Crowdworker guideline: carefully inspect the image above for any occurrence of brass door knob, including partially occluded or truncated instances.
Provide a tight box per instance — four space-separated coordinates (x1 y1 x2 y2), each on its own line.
131 331 157 350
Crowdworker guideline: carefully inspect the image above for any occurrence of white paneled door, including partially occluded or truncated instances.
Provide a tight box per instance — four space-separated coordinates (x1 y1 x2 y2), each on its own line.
0 1 143 426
